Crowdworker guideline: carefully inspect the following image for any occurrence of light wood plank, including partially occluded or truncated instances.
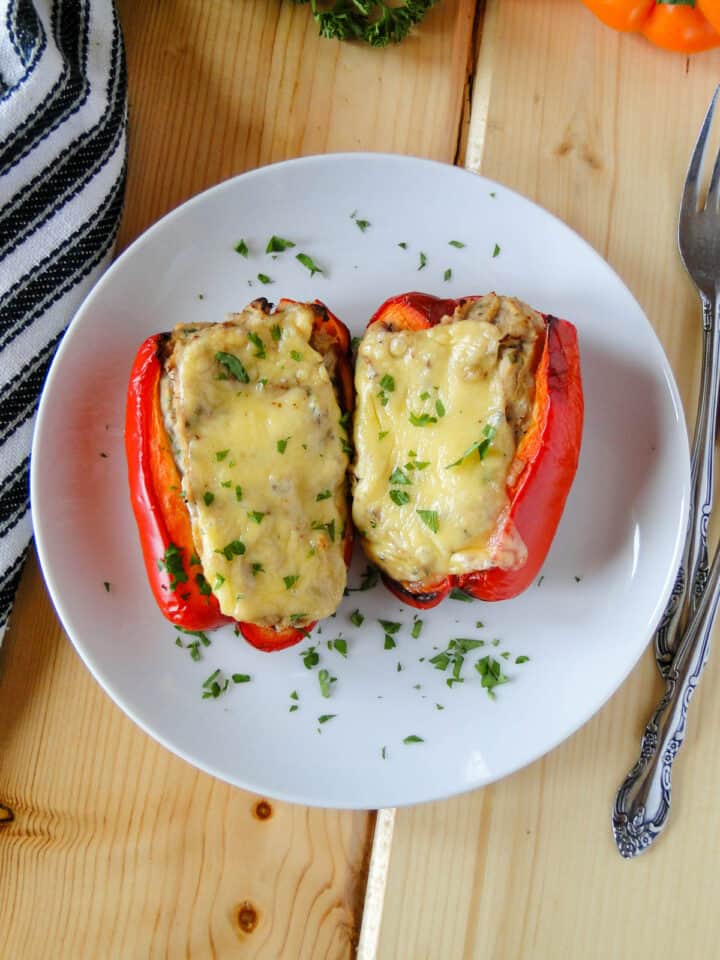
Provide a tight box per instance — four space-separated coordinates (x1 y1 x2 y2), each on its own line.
1 1 478 956
115 0 476 250
0 553 375 959
378 3 720 959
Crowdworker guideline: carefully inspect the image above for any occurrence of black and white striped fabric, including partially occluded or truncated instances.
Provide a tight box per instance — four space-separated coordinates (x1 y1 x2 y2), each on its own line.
0 0 128 642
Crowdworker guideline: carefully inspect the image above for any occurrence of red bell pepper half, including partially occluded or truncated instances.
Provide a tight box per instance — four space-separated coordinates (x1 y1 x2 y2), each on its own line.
363 292 584 608
124 299 354 651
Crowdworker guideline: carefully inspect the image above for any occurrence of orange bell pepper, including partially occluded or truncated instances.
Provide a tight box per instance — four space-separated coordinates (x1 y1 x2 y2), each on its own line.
581 0 720 52
125 300 354 651
362 292 584 609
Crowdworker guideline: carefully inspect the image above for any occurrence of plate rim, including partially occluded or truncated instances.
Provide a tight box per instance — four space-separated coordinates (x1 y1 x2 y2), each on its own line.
30 152 691 808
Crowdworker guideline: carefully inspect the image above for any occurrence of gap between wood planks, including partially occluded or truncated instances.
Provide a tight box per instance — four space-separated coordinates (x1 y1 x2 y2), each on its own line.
355 5 489 956
455 0 488 169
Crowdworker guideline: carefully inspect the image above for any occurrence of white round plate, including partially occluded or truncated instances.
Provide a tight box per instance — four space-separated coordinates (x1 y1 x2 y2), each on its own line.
32 154 689 808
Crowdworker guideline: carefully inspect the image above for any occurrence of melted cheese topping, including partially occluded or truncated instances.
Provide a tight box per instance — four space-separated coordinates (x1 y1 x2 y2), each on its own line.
352 294 543 585
166 301 349 627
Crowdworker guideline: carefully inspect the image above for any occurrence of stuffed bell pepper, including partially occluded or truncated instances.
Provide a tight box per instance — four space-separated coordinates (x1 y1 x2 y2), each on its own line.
351 292 583 608
125 297 353 651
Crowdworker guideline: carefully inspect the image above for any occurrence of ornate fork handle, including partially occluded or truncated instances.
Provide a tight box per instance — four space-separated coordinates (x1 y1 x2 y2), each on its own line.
655 294 718 676
612 541 720 858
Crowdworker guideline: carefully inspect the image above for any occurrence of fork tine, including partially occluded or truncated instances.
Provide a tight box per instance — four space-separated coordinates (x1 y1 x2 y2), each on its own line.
681 85 720 220
707 130 720 211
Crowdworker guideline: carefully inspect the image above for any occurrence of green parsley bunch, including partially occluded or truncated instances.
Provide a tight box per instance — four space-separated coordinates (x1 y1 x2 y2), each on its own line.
292 0 439 47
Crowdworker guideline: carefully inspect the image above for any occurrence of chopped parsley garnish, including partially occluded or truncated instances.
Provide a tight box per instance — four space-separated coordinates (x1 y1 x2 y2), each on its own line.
158 543 188 591
196 572 212 595
445 424 497 468
251 562 264 576
332 637 348 657
449 588 474 602
217 539 245 560
436 399 446 418
380 373 395 392
537 575 545 587
443 268 452 282
416 509 439 533
475 655 509 697
403 735 424 744
448 240 465 248
289 705 299 713
215 351 249 383
290 690 299 700
213 573 226 589
176 627 210 645
277 437 290 453
220 480 231 488
232 673 251 683
203 491 215 506
247 331 266 358
398 241 408 249
411 618 423 639
248 511 265 524
301 646 319 669
296 252 323 276
316 489 331 501
190 553 200 566
216 448 230 461
271 323 282 341
318 668 334 698
418 251 427 270
516 655 530 664
202 668 229 699
409 412 437 427
311 519 336 541
492 243 501 258
389 489 410 506
266 235 295 253
381 746 387 759
235 486 243 501
430 638 483 682
379 620 401 633
103 581 110 593
257 273 273 284
357 564 380 591
350 609 364 627
234 239 249 257
290 350 303 361
284 574 300 590
353 217 371 232
378 430 389 440
318 714 336 724
389 467 411 485
384 634 396 650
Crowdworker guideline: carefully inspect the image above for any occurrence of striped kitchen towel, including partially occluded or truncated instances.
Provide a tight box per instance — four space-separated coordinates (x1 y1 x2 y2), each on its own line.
0 0 128 643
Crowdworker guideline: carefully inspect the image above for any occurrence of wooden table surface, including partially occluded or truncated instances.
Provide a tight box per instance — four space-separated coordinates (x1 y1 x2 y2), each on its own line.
4 2 720 957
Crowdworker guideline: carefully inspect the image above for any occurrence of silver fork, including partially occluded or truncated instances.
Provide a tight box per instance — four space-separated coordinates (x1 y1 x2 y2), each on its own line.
612 85 720 858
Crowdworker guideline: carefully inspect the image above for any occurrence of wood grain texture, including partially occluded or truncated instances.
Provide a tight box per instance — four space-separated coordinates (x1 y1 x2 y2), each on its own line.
0 553 374 959
377 3 720 959
116 0 475 251
0 1 478 957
